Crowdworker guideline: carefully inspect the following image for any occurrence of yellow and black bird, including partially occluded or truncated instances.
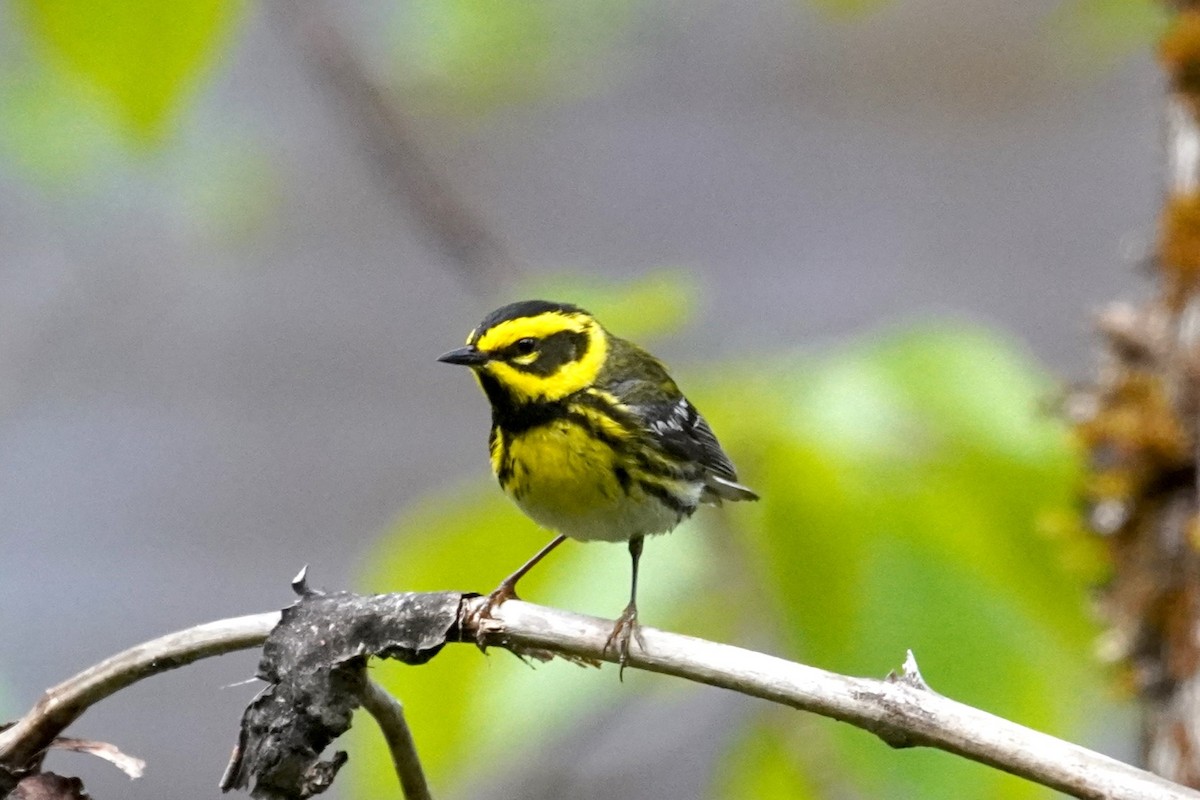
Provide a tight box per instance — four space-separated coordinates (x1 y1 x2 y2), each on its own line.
439 300 758 668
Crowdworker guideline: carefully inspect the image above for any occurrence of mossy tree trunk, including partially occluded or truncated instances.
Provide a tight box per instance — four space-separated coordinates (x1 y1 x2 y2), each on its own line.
1076 3 1200 786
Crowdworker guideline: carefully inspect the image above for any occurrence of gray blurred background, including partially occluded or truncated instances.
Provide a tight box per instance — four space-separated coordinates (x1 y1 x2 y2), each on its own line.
0 0 1159 796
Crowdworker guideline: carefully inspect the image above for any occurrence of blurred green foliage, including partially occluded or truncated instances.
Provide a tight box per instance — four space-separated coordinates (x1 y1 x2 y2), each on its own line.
0 0 1164 166
0 0 1132 793
0 9 129 183
1048 0 1167 67
0 66 122 183
351 278 1106 799
14 0 243 139
388 0 632 108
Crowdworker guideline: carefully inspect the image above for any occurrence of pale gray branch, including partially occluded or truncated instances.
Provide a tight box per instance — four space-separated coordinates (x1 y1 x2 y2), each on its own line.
359 680 432 800
0 612 279 770
49 738 145 779
1 598 1195 800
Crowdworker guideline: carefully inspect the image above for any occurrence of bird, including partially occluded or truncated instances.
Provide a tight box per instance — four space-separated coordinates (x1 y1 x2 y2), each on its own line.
438 299 758 672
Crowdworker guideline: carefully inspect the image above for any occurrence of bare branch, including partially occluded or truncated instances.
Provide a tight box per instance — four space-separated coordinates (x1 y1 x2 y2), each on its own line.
1 596 1195 800
0 612 278 771
359 680 432 800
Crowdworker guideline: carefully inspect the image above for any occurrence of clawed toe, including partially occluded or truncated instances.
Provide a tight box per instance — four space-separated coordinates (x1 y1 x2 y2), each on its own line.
603 603 644 680
466 581 521 649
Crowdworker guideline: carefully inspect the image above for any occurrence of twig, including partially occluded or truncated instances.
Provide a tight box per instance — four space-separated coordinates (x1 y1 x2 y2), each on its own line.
274 0 520 286
0 612 278 770
1 597 1196 800
47 738 144 779
359 679 432 800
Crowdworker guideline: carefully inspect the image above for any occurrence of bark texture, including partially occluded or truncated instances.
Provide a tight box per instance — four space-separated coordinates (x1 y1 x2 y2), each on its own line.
1073 4 1200 785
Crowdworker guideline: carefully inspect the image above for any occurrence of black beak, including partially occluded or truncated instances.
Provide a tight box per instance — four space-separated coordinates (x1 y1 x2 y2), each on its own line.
437 345 490 366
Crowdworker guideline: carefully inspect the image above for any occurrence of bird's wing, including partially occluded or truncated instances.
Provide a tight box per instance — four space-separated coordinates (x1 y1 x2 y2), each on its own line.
592 339 758 504
643 396 737 478
618 390 759 504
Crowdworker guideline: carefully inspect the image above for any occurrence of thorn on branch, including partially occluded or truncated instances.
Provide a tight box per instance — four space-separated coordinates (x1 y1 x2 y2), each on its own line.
871 649 934 750
290 566 315 598
886 649 931 692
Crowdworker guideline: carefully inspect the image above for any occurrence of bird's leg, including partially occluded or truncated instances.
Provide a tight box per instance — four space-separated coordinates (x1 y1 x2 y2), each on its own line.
604 535 647 679
468 534 568 647
485 533 567 607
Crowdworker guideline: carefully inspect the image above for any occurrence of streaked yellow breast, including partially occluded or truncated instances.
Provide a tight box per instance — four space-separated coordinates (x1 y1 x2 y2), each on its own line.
498 419 621 506
492 418 687 542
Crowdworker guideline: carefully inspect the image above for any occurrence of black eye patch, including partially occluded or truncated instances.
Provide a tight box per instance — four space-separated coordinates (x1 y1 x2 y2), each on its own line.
506 330 589 375
513 337 537 356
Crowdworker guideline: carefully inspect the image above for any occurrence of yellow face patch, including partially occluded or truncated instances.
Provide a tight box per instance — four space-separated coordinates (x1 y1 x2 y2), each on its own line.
473 311 588 351
474 311 609 403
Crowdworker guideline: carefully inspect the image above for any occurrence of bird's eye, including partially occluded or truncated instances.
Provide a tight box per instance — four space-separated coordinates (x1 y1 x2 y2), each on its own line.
514 337 537 355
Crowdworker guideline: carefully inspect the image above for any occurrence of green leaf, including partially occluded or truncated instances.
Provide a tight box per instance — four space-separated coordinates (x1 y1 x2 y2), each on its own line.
16 0 243 140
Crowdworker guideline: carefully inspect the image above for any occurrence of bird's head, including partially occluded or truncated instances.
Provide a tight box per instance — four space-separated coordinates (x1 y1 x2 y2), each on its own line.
438 300 609 405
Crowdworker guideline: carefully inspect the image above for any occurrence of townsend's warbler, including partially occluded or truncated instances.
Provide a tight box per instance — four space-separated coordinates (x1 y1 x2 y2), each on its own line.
439 300 758 670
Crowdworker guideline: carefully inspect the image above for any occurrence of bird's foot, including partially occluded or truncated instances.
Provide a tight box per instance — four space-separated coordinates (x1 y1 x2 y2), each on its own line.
603 602 645 681
465 579 521 650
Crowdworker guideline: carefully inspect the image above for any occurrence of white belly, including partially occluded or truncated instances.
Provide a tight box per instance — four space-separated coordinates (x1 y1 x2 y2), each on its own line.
515 486 697 542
